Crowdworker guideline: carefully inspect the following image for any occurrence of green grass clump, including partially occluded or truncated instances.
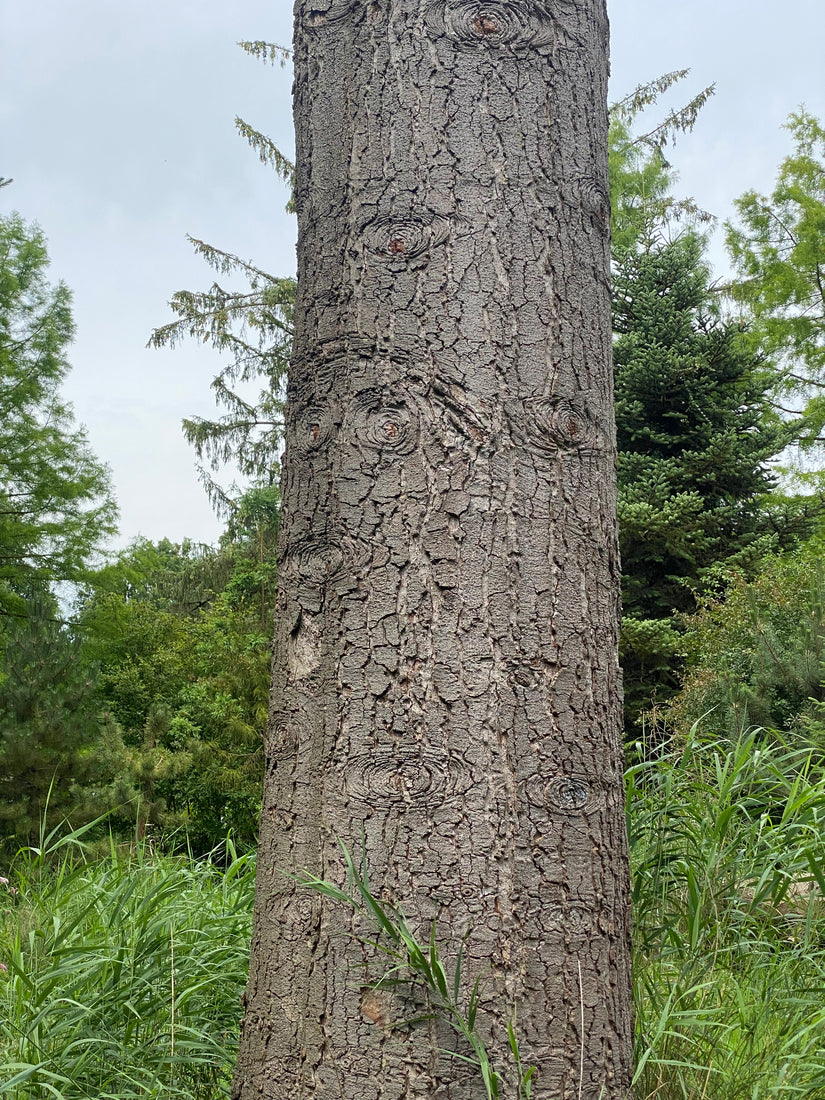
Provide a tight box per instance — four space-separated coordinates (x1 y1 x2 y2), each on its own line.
0 832 254 1099
630 728 825 1099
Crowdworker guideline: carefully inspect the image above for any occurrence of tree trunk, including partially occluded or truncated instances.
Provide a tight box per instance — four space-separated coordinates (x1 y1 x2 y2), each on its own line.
233 1 633 1097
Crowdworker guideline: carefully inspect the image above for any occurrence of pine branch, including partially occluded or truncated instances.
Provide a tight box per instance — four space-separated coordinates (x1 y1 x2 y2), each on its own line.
238 40 292 66
611 71 716 157
185 237 286 283
611 70 692 118
234 118 295 184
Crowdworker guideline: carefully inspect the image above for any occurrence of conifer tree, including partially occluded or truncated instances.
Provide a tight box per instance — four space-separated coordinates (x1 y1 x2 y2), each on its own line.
609 70 715 255
233 0 633 1095
0 212 116 628
0 596 129 852
149 41 294 517
614 233 794 728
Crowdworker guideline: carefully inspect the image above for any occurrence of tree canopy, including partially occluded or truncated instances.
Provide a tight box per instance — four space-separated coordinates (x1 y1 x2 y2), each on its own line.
726 110 825 442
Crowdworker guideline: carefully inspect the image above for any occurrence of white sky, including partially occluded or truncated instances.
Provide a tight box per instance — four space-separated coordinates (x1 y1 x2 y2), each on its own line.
2 0 824 549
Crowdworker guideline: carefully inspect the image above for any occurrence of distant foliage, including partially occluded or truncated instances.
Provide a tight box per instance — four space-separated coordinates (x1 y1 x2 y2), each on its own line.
76 518 275 853
149 243 293 516
608 80 825 733
0 596 132 857
0 212 118 853
149 40 295 519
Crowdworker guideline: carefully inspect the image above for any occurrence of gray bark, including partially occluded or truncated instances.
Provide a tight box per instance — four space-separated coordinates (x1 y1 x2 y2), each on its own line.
233 1 633 1097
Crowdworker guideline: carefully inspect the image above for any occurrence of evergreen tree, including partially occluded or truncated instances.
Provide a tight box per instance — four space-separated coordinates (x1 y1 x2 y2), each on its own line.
233 2 635 1093
0 595 131 854
149 244 293 514
149 41 294 518
609 70 715 255
153 70 714 521
614 233 796 729
0 213 116 627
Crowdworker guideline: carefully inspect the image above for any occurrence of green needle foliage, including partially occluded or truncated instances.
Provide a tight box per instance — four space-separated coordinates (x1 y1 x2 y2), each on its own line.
149 242 293 516
0 213 116 623
298 842 535 1100
614 232 798 731
609 70 716 255
607 77 823 735
149 41 295 520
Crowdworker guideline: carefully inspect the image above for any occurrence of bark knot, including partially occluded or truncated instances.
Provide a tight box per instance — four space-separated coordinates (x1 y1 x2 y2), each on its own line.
359 211 450 261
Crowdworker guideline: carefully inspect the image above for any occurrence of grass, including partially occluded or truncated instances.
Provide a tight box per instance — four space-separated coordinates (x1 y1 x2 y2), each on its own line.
1 725 824 1099
629 728 825 1099
0 830 254 1099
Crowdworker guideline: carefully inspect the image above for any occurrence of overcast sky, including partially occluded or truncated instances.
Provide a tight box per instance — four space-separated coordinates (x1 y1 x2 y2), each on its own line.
2 0 823 549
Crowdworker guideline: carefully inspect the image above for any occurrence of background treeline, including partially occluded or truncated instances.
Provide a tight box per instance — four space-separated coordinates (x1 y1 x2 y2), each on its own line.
2 74 825 855
2 68 825 1099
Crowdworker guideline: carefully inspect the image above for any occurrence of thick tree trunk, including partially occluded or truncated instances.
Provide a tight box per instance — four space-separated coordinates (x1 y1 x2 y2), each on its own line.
233 1 633 1097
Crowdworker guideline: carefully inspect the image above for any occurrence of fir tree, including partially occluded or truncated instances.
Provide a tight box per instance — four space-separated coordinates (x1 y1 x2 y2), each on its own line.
614 233 794 729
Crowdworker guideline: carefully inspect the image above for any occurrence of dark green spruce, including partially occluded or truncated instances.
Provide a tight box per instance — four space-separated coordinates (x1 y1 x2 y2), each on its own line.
614 233 801 731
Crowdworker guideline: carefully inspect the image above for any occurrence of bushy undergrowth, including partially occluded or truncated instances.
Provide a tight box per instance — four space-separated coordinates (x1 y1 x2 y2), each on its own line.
2 728 824 1099
0 833 254 1099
